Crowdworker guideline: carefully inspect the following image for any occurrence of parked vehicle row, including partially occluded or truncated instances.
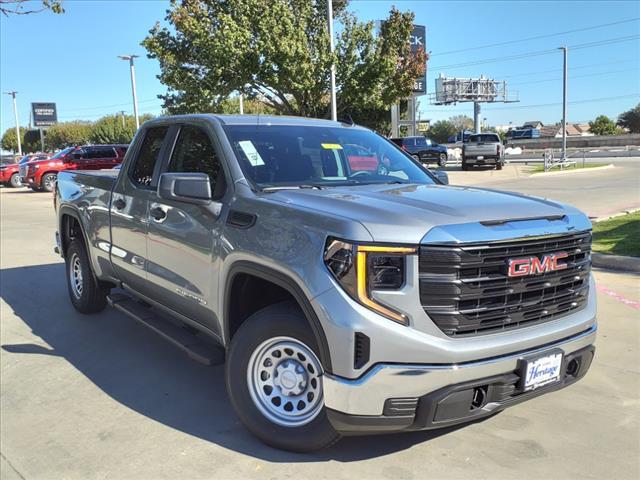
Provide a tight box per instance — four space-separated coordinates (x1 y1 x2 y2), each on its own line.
1 145 128 192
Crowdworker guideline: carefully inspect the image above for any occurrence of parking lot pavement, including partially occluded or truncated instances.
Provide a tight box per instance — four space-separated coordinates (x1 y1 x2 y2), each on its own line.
445 156 640 219
1 187 639 480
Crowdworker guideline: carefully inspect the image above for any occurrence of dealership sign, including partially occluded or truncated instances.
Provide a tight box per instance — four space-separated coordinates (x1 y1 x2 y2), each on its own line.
31 102 58 127
410 25 426 94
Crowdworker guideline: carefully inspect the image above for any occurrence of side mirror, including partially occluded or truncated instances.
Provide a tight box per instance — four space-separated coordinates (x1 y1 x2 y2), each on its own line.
432 169 449 185
157 172 212 205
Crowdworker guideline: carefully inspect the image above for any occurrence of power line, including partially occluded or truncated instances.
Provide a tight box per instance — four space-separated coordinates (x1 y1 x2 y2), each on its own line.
430 35 640 71
430 18 640 57
482 94 639 111
60 97 162 113
498 58 639 80
510 67 639 86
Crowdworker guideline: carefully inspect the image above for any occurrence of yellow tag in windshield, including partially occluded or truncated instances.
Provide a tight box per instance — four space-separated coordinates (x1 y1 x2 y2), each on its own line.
321 143 343 150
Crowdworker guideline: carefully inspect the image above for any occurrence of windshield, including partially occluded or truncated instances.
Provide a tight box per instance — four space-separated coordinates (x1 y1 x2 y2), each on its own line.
468 134 500 143
224 125 436 188
51 147 75 159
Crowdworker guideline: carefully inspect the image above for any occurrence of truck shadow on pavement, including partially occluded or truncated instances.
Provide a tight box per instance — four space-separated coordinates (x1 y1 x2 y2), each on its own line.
1 263 479 462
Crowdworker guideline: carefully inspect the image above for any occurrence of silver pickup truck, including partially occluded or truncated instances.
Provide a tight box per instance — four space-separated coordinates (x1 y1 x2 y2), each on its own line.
54 114 596 452
462 133 504 170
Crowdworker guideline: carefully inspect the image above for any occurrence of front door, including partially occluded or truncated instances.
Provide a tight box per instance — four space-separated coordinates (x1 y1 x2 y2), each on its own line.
110 125 171 297
145 123 228 334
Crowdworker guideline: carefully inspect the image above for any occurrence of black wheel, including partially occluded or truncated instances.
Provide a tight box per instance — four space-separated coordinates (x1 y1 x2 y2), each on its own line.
41 173 57 192
65 238 109 314
461 161 470 171
411 154 420 162
9 173 22 188
226 302 341 452
496 161 503 170
438 153 447 167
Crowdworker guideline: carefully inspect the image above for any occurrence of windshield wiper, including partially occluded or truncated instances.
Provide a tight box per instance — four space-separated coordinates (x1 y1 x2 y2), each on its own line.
261 184 325 192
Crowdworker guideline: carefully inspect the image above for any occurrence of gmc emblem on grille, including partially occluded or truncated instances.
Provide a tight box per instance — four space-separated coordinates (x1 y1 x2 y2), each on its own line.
507 252 569 277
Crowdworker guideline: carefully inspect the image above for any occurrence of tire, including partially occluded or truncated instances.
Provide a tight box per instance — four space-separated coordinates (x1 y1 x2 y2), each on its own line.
226 302 341 452
65 238 109 314
9 173 22 188
461 160 470 171
496 161 503 170
438 153 447 167
411 154 420 162
41 173 57 192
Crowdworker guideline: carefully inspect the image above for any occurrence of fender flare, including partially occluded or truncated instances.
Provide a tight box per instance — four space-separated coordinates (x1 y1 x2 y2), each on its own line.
224 261 333 373
58 205 91 259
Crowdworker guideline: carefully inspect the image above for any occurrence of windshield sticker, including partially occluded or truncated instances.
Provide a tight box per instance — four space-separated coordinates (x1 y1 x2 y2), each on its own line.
321 143 343 150
238 140 265 166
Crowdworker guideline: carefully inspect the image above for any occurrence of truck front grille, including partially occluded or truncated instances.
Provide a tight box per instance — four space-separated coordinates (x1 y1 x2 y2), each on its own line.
419 231 591 337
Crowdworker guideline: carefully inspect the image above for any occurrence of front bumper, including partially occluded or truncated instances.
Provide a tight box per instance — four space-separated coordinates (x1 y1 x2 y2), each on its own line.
323 324 596 433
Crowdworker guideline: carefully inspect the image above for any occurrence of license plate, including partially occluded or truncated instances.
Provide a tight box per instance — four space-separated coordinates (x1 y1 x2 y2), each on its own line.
523 352 563 391
477 156 484 160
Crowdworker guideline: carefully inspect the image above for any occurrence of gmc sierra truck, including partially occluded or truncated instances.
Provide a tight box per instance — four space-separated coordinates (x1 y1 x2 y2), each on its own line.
55 115 596 452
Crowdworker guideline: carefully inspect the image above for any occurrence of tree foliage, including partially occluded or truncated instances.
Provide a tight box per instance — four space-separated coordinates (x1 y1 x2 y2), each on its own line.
88 114 152 145
45 121 92 149
427 120 457 144
589 115 619 136
448 115 474 132
143 0 426 131
0 0 64 16
617 103 640 133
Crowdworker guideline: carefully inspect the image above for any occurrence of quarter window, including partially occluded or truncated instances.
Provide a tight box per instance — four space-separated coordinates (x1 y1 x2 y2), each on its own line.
131 126 168 187
168 126 223 197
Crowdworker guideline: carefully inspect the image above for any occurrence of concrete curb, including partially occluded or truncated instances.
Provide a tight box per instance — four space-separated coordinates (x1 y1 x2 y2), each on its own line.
591 253 640 273
530 164 614 177
592 208 640 223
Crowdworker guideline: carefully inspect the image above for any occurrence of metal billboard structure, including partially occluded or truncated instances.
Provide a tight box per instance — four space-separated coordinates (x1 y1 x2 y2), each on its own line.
431 74 518 133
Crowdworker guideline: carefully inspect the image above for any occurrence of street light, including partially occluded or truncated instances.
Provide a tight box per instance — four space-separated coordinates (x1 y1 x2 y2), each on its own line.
3 91 22 156
327 0 337 121
118 54 140 129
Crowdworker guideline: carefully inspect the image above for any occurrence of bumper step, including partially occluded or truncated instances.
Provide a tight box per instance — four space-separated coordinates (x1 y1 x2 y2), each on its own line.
107 293 224 366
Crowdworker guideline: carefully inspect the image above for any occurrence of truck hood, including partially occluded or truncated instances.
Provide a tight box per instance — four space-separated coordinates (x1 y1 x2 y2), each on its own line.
266 183 590 244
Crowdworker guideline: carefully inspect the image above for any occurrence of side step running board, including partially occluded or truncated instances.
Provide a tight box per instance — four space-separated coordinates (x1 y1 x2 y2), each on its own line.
107 293 224 366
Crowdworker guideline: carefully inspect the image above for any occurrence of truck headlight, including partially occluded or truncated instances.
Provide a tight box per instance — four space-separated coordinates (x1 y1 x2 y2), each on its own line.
324 239 416 325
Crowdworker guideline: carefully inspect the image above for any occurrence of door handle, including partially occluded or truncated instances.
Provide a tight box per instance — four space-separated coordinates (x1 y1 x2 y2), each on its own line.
113 198 126 210
150 206 167 221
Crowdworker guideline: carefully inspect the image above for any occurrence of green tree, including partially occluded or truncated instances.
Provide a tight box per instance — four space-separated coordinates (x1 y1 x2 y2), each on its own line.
1 127 43 153
89 113 153 144
218 95 277 115
448 115 474 132
45 121 93 149
589 115 619 136
0 0 64 16
143 0 425 130
428 120 457 144
617 104 640 133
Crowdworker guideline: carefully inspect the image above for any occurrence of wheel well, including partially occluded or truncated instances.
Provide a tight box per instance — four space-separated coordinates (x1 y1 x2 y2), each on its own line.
60 213 83 256
226 273 298 341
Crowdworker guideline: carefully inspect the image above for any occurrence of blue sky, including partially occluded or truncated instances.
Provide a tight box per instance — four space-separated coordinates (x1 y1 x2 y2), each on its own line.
1 0 639 136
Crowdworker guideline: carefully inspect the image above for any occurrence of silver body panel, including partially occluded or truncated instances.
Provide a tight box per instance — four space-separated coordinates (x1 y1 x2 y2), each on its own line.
55 114 597 419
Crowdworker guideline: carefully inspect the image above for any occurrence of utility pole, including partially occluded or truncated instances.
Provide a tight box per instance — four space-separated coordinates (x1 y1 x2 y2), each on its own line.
4 91 22 156
473 102 481 133
118 55 140 129
239 93 244 115
327 0 337 121
560 46 568 161
119 110 126 128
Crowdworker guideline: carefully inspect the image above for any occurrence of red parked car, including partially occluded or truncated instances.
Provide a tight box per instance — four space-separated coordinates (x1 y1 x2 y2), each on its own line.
1 154 50 188
24 144 128 192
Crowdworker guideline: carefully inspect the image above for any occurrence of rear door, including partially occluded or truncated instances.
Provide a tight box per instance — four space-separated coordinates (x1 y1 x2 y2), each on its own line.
145 122 228 332
110 125 172 297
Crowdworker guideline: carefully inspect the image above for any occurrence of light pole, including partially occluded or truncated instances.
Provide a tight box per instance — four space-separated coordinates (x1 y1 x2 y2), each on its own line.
327 0 337 121
118 55 140 129
560 46 568 161
4 91 22 156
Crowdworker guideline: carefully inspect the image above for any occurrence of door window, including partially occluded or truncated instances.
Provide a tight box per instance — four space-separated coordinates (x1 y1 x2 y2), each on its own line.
168 126 224 197
87 147 116 159
130 126 168 187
